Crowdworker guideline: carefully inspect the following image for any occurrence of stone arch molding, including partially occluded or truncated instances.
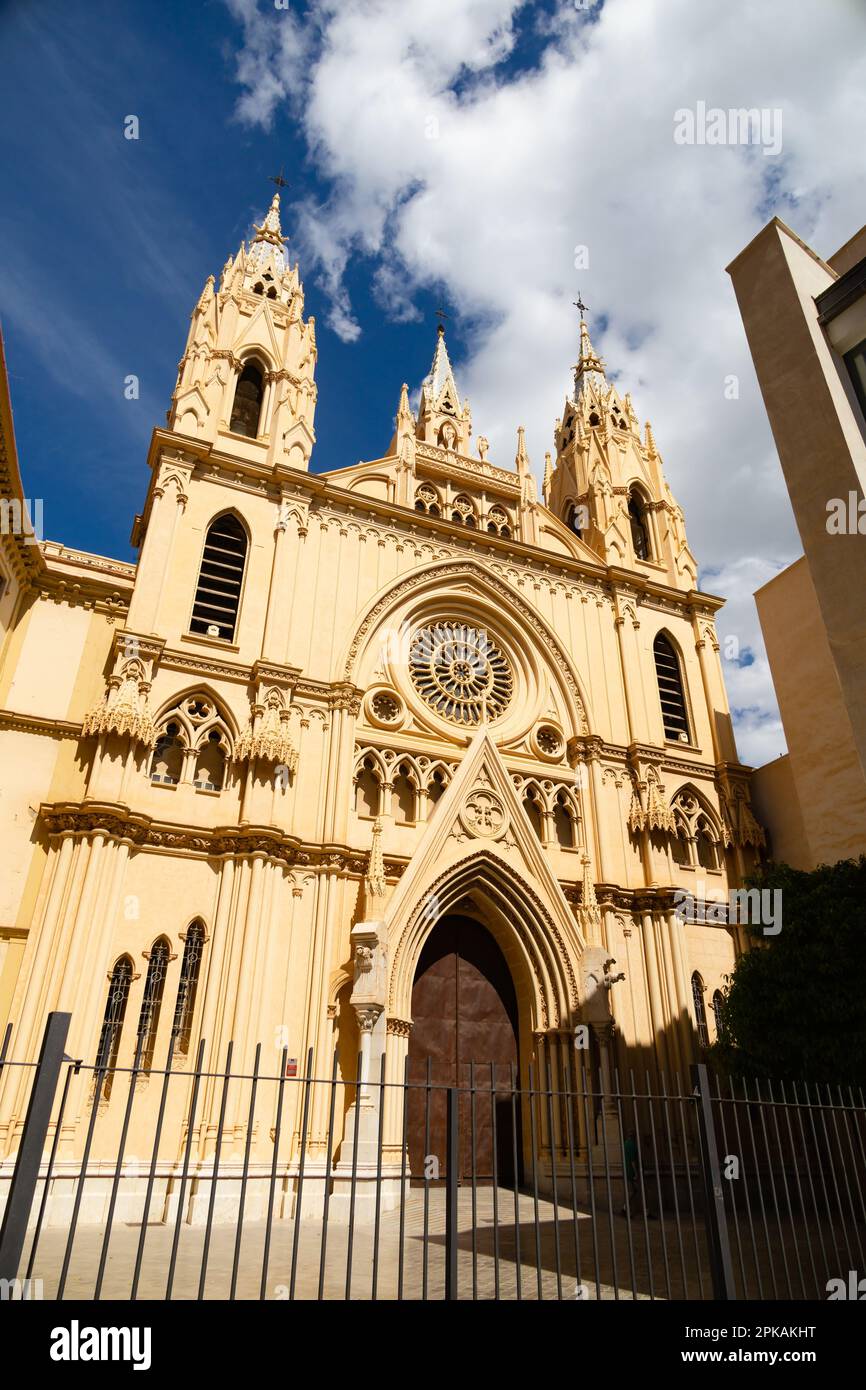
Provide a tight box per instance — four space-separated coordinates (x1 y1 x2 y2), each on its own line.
379 729 587 1030
340 558 592 739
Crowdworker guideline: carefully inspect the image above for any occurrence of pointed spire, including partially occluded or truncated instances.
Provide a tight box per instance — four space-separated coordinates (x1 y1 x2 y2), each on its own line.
424 322 460 404
365 817 387 905
196 274 215 313
573 317 606 398
543 451 553 503
644 420 658 458
249 191 288 271
396 382 413 430
578 853 602 937
515 424 530 475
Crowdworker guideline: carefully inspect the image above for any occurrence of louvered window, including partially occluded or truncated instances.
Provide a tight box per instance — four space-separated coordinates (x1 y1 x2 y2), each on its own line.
654 633 689 741
190 514 247 642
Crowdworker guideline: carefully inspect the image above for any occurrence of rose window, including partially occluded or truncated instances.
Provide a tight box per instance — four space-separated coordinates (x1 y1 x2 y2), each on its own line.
408 623 513 725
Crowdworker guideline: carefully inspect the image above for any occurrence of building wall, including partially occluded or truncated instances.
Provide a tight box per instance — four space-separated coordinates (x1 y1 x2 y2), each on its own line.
753 556 866 866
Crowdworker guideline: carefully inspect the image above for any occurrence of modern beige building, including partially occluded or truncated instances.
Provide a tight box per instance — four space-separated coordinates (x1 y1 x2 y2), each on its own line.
0 189 764 1220
728 218 866 869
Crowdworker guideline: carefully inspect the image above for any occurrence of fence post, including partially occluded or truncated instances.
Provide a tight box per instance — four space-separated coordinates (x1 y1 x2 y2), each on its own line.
691 1062 736 1301
445 1086 459 1300
0 1012 71 1282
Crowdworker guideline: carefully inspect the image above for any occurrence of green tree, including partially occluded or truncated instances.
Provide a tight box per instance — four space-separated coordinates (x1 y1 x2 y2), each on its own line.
710 857 866 1087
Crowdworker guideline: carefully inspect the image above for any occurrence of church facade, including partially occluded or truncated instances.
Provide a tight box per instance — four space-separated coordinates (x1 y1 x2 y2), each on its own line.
0 190 764 1215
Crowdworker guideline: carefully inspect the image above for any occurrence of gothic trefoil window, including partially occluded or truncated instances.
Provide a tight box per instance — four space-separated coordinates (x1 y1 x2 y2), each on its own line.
190 513 247 642
653 633 690 741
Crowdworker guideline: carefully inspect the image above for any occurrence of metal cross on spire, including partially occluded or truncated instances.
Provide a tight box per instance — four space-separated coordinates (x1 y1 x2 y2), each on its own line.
435 306 449 335
573 292 589 320
269 168 290 192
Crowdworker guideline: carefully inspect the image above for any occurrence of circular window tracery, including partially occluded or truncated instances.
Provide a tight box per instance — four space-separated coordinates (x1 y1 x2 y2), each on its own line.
408 622 513 725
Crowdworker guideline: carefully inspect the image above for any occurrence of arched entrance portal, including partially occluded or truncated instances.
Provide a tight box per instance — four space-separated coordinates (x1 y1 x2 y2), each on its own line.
408 914 521 1184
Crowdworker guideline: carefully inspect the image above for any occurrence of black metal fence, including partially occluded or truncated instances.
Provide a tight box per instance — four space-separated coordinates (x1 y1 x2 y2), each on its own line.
0 1013 863 1301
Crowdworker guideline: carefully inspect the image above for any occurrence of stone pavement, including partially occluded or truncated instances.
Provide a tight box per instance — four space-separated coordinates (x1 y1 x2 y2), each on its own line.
20 1185 714 1300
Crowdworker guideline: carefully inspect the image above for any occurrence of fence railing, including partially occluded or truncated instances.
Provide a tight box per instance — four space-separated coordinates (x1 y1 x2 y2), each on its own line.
0 1013 863 1300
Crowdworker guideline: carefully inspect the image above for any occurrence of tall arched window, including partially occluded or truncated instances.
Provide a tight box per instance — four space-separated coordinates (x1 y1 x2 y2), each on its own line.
190 513 247 642
628 489 652 560
96 956 133 1098
137 938 170 1071
172 922 205 1056
230 360 265 437
691 971 709 1048
654 633 690 741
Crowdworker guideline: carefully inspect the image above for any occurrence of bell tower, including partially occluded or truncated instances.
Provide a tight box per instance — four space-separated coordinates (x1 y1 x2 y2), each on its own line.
169 189 317 472
546 313 697 589
415 323 473 454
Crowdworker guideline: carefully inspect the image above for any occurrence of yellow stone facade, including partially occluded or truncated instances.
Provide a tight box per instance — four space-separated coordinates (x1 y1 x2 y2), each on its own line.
0 191 764 1218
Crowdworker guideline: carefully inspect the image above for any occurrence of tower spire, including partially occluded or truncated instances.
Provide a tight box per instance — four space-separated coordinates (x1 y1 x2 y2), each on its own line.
416 317 472 454
573 315 606 398
249 189 288 272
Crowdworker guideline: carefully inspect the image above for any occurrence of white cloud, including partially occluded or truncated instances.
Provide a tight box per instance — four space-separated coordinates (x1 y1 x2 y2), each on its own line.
225 0 866 766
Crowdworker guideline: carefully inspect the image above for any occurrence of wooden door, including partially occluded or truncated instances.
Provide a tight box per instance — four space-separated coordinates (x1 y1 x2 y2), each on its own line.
407 915 520 1183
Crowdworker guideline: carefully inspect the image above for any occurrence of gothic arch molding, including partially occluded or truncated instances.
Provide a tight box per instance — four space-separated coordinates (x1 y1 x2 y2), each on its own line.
388 847 582 1032
339 558 592 735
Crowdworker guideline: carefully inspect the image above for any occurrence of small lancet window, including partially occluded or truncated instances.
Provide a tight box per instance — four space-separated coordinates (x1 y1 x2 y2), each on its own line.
194 729 227 792
355 757 380 817
230 361 265 437
393 763 415 824
151 722 184 785
190 513 247 642
137 938 170 1071
172 922 205 1056
628 490 652 560
523 788 544 840
692 972 709 1049
96 956 133 1098
553 791 575 848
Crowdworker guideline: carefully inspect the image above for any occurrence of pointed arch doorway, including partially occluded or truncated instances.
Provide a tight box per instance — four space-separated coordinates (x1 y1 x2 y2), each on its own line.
407 913 521 1184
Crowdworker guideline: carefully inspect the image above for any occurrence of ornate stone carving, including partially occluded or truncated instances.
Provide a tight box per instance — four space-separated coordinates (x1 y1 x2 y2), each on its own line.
460 787 508 839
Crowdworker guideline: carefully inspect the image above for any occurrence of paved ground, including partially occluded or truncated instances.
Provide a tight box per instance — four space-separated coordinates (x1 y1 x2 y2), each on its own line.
17 1183 839 1301
19 1184 709 1301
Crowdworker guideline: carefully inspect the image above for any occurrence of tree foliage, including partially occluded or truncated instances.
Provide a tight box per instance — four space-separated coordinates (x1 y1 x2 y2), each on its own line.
709 857 866 1087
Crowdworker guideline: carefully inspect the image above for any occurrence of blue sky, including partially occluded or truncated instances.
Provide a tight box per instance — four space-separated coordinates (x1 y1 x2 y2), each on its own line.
0 0 479 560
1 0 864 764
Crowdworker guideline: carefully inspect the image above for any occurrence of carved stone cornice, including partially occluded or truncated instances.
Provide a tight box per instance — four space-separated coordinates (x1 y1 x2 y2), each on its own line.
36 801 413 875
0 710 82 739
